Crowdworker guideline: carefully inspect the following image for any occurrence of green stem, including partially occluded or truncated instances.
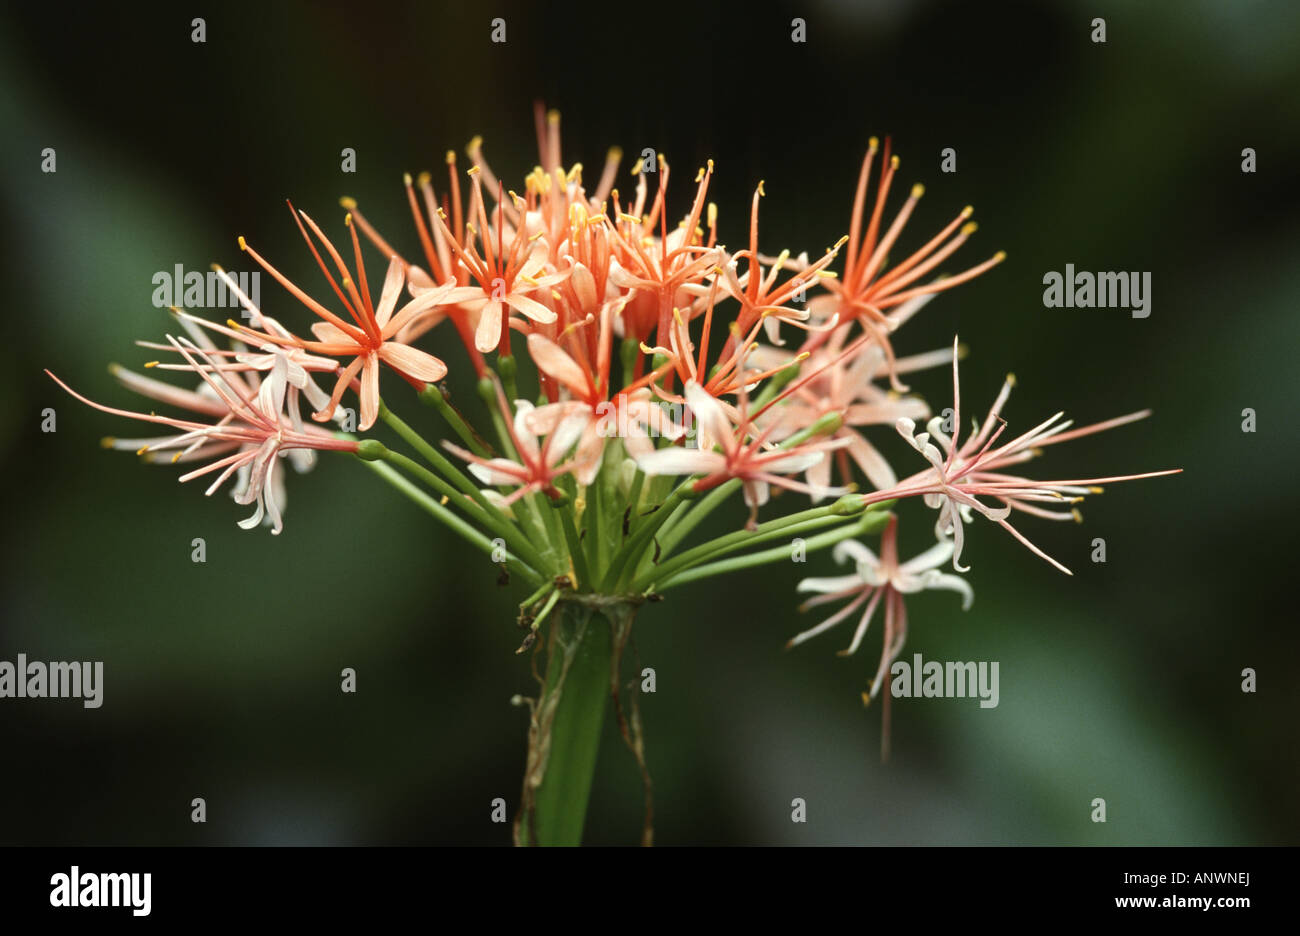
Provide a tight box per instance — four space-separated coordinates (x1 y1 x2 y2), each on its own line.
379 398 560 575
518 600 621 846
419 383 492 458
632 499 868 593
601 482 692 592
373 444 550 575
655 508 893 591
654 416 840 556
356 457 542 586
557 505 591 589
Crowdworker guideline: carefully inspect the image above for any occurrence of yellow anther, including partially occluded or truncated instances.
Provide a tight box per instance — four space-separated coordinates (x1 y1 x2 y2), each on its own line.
339 196 357 210
890 155 900 169
237 236 247 251
100 437 115 448
1006 372 1017 386
143 361 158 368
172 452 183 464
607 146 623 161
547 108 560 125
402 172 413 186
961 221 978 236
757 179 766 196
1071 508 1083 523
417 171 432 187
961 205 974 218
445 149 457 165
136 445 149 456
467 165 481 176
707 203 717 227
868 136 879 150
467 135 483 154
1089 486 1105 494
911 183 925 198
993 251 1007 262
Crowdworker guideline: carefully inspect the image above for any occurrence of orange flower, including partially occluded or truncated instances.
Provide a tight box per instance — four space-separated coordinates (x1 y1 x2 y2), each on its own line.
237 206 454 430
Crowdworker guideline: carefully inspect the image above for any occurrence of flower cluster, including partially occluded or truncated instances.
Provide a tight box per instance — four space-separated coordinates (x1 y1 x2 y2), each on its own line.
49 106 1177 749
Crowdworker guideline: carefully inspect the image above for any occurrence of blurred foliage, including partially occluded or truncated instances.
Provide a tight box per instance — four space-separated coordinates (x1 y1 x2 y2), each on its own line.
1 0 1296 844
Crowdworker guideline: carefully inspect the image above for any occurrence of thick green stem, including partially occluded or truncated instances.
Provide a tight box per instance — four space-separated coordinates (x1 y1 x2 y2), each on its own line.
517 600 626 846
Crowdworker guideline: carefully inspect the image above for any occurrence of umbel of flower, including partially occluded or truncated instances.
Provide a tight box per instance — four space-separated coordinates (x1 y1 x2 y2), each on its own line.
47 104 1179 843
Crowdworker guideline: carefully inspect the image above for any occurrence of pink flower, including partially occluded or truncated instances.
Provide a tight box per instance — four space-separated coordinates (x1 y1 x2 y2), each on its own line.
715 180 847 344
752 334 955 495
635 381 849 528
443 386 600 505
870 338 1181 573
791 516 971 758
237 207 455 430
46 335 357 534
523 300 686 479
810 138 1005 387
428 174 570 354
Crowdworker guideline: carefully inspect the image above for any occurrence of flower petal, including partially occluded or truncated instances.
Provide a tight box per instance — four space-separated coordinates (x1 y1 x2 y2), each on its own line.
379 341 447 383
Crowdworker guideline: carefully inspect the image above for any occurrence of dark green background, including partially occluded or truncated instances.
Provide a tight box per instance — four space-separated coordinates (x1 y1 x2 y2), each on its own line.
2 0 1296 844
